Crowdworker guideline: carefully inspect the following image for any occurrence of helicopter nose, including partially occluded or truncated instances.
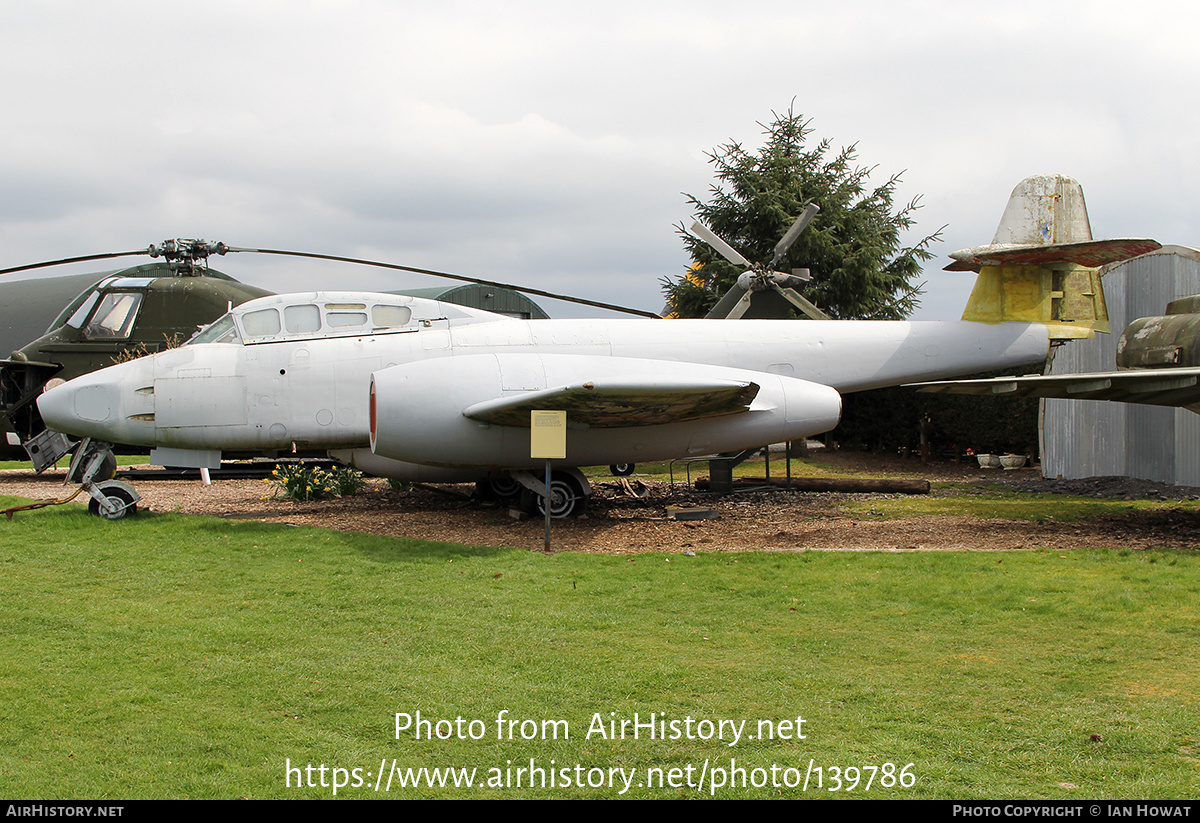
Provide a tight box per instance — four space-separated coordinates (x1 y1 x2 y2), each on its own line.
38 360 157 446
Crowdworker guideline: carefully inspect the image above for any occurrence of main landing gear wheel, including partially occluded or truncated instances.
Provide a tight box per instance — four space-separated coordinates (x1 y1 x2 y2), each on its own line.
88 486 138 520
609 463 635 477
487 474 522 501
520 472 585 519
477 473 523 503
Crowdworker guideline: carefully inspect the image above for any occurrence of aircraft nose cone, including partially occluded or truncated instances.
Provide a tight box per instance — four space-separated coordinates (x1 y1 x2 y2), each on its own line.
38 379 119 437
37 380 96 433
37 359 155 445
71 383 117 423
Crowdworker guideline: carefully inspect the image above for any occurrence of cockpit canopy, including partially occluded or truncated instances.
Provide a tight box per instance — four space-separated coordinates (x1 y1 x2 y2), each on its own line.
188 291 505 346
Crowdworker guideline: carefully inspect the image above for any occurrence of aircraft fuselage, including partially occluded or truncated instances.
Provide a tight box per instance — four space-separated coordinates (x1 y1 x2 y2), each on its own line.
36 293 1051 472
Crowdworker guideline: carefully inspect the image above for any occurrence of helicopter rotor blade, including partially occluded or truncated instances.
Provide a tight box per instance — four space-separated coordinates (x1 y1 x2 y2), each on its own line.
1 239 231 279
689 222 752 268
767 203 820 272
705 279 751 320
0 250 151 278
775 285 832 321
724 290 756 320
223 246 662 319
1 241 662 318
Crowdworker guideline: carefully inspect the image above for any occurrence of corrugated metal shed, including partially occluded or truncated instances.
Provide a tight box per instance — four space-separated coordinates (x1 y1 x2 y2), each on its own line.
1042 246 1200 485
388 285 550 319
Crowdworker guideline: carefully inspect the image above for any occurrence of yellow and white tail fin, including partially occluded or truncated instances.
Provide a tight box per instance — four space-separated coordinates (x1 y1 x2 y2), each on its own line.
947 175 1160 339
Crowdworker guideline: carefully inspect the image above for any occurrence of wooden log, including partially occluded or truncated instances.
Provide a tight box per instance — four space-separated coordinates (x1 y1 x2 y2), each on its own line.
694 476 931 494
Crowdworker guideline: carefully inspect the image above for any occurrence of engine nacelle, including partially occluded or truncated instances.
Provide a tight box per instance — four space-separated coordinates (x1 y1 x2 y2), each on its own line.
330 448 491 483
369 354 841 469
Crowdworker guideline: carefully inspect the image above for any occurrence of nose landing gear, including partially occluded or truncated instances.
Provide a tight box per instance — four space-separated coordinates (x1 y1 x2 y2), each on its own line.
69 438 141 520
87 484 139 519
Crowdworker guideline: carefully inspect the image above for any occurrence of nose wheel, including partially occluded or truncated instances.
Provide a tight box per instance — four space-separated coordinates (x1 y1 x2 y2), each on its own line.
87 484 139 520
66 438 142 519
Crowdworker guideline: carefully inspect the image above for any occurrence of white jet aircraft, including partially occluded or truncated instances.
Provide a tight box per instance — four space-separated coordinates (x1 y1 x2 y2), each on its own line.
36 175 1160 518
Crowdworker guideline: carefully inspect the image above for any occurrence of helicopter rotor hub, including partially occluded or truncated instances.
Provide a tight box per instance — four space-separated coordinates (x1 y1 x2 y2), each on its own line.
146 239 229 275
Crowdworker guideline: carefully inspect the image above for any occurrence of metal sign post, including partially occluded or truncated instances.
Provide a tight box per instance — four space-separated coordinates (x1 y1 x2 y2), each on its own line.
530 410 567 552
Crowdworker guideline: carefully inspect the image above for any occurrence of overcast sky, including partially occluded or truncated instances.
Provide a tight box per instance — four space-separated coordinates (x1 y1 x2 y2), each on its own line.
2 0 1196 319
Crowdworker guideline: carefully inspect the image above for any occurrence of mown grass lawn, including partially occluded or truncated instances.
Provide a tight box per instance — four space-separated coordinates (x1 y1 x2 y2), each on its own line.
842 492 1200 522
0 494 1197 799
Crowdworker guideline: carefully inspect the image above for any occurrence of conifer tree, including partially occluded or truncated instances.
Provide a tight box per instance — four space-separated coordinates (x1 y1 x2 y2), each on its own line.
664 108 940 319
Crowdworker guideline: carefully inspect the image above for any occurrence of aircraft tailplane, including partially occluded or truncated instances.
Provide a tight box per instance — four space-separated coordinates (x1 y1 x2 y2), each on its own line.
946 175 1160 340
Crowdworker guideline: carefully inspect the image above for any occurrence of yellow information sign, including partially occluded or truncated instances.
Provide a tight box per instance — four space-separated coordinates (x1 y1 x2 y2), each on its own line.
530 410 567 459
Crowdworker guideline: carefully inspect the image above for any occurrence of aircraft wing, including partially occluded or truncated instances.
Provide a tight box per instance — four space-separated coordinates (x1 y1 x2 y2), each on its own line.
463 378 760 428
911 367 1200 411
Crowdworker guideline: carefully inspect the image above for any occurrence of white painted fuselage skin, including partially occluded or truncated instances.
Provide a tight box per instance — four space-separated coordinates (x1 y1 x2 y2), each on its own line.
37 293 1051 475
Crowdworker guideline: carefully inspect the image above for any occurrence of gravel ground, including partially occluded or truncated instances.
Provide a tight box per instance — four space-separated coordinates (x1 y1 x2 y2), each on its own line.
4 452 1200 553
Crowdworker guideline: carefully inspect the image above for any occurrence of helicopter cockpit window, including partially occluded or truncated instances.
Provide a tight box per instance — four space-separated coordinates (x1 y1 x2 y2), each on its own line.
189 315 238 346
241 308 282 338
64 291 103 330
82 292 143 340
